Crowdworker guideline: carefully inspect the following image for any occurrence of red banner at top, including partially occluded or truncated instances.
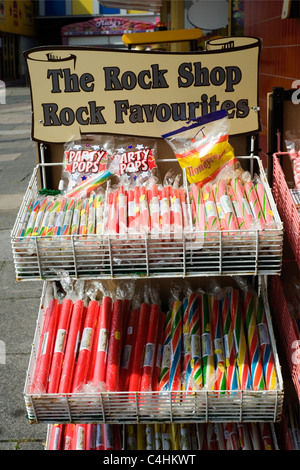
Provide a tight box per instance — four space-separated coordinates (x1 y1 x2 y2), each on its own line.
61 16 156 37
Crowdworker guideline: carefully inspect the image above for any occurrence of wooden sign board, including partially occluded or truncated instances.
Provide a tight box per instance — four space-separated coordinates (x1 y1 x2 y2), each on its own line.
24 36 261 144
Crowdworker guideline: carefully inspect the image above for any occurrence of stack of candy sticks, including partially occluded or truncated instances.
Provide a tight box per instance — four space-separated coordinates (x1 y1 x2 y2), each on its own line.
104 182 191 240
188 171 276 236
47 421 277 450
17 192 106 240
29 284 278 396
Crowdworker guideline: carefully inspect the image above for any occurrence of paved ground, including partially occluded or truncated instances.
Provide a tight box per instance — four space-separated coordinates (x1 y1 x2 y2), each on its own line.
0 85 48 450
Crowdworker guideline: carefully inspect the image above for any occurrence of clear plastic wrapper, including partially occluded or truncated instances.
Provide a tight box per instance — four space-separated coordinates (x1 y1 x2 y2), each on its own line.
162 110 236 188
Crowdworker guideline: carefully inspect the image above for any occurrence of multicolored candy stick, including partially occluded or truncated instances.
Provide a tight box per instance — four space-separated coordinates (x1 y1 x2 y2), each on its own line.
192 184 206 232
255 296 278 390
17 197 34 238
44 199 62 236
187 294 202 390
24 198 41 236
95 193 104 235
230 178 253 229
79 198 89 237
87 193 96 234
244 292 265 391
179 188 190 232
202 183 220 232
31 197 49 236
64 169 113 199
200 293 214 390
182 296 192 390
159 310 172 392
221 292 239 392
61 198 75 236
230 288 252 390
54 197 68 236
70 198 82 236
244 180 265 230
169 300 182 391
227 183 246 230
215 178 239 235
210 295 226 392
38 199 57 236
255 181 275 225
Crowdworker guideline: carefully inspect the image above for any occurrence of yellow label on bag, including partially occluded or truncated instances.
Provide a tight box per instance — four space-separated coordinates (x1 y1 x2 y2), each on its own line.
175 139 236 187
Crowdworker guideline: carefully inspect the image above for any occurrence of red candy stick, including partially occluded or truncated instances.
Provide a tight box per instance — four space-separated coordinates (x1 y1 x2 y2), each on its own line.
119 308 139 391
95 424 104 450
48 424 63 450
113 425 122 450
58 300 85 393
35 299 60 393
73 424 86 450
72 300 99 392
127 189 135 232
128 302 150 392
92 296 112 386
152 310 165 391
118 185 127 236
140 304 160 392
149 184 160 237
62 424 75 450
140 185 150 234
86 305 102 383
161 186 170 237
31 298 58 393
47 298 73 393
105 299 124 391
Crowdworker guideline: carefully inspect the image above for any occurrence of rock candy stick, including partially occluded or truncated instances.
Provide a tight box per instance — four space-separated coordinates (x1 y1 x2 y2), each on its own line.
47 298 73 393
58 300 84 393
244 292 265 391
244 180 265 230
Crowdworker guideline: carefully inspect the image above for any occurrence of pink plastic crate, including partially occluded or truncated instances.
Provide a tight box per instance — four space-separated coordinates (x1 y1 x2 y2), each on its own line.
270 275 300 400
273 152 300 267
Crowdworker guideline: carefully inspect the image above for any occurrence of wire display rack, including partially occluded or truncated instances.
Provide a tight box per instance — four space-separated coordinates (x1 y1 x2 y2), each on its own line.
11 156 283 281
23 278 284 425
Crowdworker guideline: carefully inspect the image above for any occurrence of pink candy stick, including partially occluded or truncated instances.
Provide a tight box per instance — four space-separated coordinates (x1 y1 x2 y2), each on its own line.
202 183 220 232
171 188 183 238
118 186 127 236
107 190 119 236
149 184 160 238
245 181 265 230
230 178 253 230
216 179 239 235
139 185 150 234
192 184 205 231
161 187 170 237
255 182 274 225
